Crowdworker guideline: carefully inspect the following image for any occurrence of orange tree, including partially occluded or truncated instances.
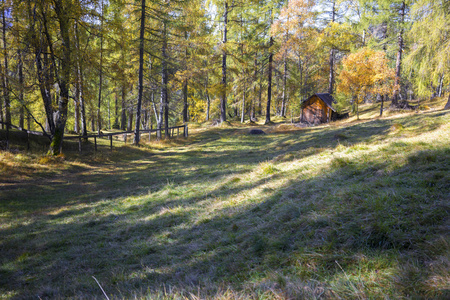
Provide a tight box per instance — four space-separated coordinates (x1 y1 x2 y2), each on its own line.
337 48 395 119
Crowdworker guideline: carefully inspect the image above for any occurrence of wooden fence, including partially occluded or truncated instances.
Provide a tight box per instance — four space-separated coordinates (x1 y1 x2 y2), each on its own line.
0 122 188 153
0 122 49 150
64 125 188 153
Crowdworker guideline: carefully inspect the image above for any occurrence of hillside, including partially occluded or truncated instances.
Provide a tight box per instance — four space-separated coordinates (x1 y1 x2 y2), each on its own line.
1 104 449 299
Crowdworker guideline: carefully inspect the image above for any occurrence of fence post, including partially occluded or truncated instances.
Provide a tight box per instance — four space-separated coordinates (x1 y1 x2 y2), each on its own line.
110 135 113 151
123 133 127 144
78 138 82 153
149 131 151 142
94 137 97 152
27 132 30 151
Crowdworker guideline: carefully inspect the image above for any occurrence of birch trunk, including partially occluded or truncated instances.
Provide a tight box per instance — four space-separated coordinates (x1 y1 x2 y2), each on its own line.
50 0 72 155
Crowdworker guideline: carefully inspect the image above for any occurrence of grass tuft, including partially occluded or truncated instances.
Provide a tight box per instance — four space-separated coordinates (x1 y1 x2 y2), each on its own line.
259 161 277 175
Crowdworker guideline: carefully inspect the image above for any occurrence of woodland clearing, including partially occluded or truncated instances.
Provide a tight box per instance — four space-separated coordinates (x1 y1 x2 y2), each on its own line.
1 99 449 299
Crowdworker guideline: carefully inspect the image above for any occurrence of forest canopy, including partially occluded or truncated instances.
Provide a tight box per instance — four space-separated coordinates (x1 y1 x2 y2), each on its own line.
0 0 449 154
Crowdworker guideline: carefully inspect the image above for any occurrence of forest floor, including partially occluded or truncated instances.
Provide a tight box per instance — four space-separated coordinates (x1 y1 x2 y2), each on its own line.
1 98 449 299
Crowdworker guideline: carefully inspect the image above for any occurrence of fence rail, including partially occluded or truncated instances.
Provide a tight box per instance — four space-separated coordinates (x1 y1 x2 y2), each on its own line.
0 122 188 153
64 125 188 153
0 122 49 137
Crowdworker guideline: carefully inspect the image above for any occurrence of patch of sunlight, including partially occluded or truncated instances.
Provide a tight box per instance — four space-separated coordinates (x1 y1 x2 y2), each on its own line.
0 291 19 299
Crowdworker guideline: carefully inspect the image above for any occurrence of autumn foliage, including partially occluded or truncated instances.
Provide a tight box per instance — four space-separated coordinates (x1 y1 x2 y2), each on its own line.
337 48 396 118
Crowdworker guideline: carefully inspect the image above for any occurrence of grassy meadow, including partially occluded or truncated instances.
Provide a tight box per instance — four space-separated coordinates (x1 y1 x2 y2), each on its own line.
1 100 449 299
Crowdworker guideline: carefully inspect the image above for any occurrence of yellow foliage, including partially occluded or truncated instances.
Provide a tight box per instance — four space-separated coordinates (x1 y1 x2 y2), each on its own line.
189 96 207 122
271 0 316 59
318 22 359 51
337 48 396 102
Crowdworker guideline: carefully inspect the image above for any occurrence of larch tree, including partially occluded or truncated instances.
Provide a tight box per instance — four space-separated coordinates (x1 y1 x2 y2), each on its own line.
49 0 73 154
272 0 315 118
96 0 105 135
358 0 412 108
1 0 11 129
337 48 395 119
405 0 450 109
134 0 146 145
220 0 229 123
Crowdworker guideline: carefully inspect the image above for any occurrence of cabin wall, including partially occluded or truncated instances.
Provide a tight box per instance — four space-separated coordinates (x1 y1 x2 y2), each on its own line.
301 96 328 124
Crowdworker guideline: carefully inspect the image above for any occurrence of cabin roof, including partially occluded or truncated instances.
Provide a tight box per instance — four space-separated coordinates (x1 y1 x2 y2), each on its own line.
303 93 336 112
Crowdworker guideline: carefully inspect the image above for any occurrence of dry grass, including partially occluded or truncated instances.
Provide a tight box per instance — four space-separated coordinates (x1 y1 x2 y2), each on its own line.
1 99 449 299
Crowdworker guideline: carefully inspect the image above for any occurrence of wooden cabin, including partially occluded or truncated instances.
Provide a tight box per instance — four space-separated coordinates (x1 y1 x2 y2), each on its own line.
301 93 336 124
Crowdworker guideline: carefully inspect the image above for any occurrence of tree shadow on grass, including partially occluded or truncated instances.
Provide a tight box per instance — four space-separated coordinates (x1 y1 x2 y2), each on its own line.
1 111 449 298
1 143 449 299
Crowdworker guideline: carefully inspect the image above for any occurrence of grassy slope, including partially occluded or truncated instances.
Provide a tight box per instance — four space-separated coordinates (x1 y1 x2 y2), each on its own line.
1 102 449 299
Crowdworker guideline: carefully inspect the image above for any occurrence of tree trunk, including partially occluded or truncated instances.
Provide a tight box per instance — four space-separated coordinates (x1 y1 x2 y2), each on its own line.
28 2 54 136
97 0 104 135
75 22 87 137
74 90 80 133
18 49 25 129
281 54 288 117
438 74 444 97
73 39 79 134
183 79 188 123
2 2 10 128
157 90 163 139
50 0 72 155
0 78 2 129
328 49 335 95
127 108 133 131
444 94 450 110
380 95 384 116
27 112 31 130
328 0 336 95
121 85 127 130
152 91 162 139
39 49 55 135
298 55 303 105
114 89 119 127
392 1 406 108
220 1 228 123
182 31 189 123
15 9 24 129
134 0 145 145
251 54 258 121
241 82 246 123
356 96 359 120
265 36 273 124
259 69 263 116
161 21 169 138
79 64 86 137
205 76 210 121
